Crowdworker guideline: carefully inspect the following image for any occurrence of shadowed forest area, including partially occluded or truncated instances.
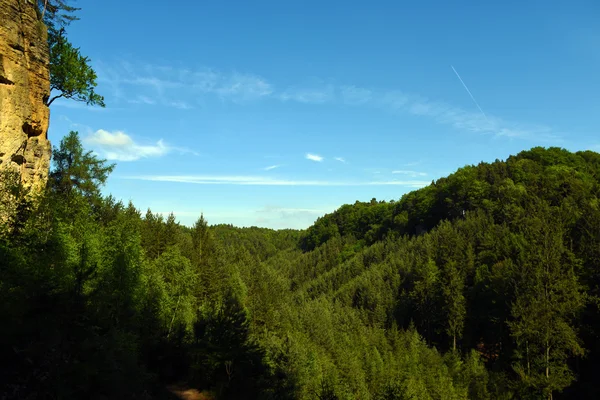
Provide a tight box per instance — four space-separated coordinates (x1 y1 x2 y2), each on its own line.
2 1 600 399
2 136 600 399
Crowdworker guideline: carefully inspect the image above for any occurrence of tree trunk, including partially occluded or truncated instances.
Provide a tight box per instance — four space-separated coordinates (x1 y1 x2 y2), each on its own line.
547 342 551 400
41 0 48 20
526 340 530 376
546 342 550 378
167 295 182 338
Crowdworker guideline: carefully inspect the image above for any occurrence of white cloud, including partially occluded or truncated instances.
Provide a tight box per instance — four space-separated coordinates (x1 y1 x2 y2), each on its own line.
84 130 170 161
334 157 346 163
341 86 372 105
126 175 329 185
406 98 557 140
99 62 272 105
167 100 193 110
215 72 273 101
128 95 156 105
97 61 560 141
280 84 335 104
151 206 333 230
123 174 430 188
392 170 428 177
264 164 280 171
254 206 328 229
352 87 560 141
122 76 183 92
257 205 326 214
51 99 108 111
378 91 410 110
191 69 220 92
306 153 324 162
368 180 430 188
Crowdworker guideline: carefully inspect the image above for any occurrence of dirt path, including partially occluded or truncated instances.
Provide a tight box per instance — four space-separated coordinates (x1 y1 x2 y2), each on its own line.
168 385 213 400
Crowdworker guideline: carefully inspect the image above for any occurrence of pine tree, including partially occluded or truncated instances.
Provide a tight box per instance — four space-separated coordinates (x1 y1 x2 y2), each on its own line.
442 260 466 351
49 131 114 215
509 209 585 399
411 258 441 343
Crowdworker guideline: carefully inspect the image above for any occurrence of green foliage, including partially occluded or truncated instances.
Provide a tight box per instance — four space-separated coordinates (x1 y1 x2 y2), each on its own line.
442 260 466 351
292 146 600 398
49 131 114 213
47 28 105 107
38 0 80 29
508 208 585 398
0 168 36 239
37 0 104 108
26 3 600 396
4 144 600 398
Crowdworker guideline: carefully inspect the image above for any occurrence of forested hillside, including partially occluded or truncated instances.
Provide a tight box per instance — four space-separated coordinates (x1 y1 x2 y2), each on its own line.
2 1 599 399
2 135 600 399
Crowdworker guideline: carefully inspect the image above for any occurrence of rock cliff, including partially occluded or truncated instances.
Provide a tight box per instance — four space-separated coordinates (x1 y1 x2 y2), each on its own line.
0 0 51 191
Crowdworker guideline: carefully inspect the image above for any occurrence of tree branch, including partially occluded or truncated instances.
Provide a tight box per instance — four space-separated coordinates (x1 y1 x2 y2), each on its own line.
46 93 65 106
42 0 48 20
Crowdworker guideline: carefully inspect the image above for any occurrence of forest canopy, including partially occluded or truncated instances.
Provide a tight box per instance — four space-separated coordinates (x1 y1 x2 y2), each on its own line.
1 2 600 399
2 137 600 399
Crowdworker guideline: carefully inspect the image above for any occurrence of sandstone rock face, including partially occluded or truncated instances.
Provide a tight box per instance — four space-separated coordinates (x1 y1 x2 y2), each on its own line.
0 0 51 191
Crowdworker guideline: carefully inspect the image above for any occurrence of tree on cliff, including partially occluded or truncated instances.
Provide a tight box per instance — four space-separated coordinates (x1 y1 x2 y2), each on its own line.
46 28 105 107
37 0 105 107
38 0 79 29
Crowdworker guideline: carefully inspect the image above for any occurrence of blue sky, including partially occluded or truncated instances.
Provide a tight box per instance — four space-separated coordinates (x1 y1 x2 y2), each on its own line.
49 0 600 229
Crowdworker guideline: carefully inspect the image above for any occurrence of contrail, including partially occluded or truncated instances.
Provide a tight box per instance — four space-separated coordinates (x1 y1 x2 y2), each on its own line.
451 65 487 119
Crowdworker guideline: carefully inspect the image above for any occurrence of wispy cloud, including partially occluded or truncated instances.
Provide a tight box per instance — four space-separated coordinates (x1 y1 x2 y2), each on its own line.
374 92 559 140
215 72 273 102
84 129 197 161
306 153 324 162
123 174 429 188
128 95 156 105
151 207 329 229
96 61 560 141
341 86 373 105
280 84 335 104
392 170 428 177
52 99 109 112
334 157 346 163
257 206 326 215
122 76 183 92
263 164 280 171
166 100 193 110
367 181 430 187
378 91 410 110
355 87 558 141
97 62 271 106
255 206 327 228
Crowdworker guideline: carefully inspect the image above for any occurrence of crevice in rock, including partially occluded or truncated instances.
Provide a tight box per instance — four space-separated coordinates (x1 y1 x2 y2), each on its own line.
0 75 14 85
0 55 12 84
9 43 25 52
22 122 43 138
11 154 26 165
